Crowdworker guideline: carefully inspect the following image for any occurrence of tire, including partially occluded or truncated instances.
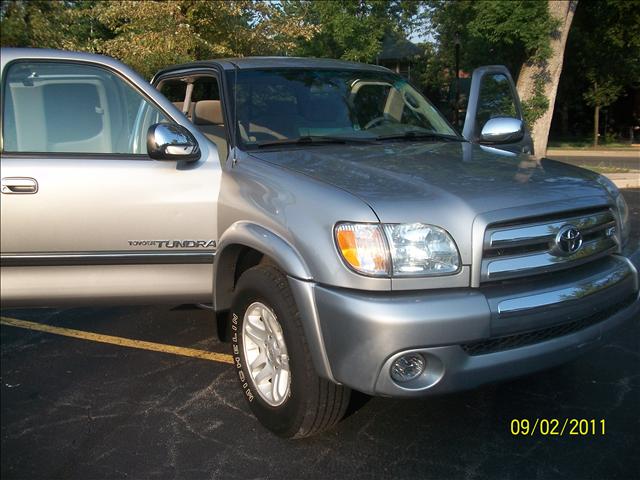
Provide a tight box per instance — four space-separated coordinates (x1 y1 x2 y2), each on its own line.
230 264 350 438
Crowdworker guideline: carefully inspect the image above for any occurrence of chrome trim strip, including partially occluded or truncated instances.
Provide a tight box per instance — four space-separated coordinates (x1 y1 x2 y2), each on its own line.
482 237 618 281
486 211 614 249
0 251 215 267
497 263 632 317
616 253 640 295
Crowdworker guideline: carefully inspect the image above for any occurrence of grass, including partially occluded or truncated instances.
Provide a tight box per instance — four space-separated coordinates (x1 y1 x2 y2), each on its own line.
548 137 638 150
577 164 636 174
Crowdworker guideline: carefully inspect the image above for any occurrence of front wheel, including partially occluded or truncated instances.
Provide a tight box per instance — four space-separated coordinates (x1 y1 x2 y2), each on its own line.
230 265 350 438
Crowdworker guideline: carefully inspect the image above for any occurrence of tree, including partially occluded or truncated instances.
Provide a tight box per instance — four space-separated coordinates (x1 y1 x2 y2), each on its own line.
515 0 576 156
561 0 640 146
1 0 74 48
286 0 419 62
425 0 558 77
1 1 319 79
422 0 565 154
583 79 622 147
89 1 319 78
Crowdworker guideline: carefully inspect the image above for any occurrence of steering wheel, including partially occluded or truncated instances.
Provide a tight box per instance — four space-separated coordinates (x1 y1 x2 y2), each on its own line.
363 116 389 130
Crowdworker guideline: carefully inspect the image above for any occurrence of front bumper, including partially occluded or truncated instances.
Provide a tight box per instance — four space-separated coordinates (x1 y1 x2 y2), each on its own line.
308 254 639 397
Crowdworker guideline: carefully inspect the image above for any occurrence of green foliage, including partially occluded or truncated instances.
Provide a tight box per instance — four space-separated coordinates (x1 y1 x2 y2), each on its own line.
583 77 623 110
1 0 556 83
91 1 320 78
90 1 200 77
1 0 319 78
467 1 559 63
0 0 634 144
1 0 73 48
414 0 560 126
424 0 559 76
569 0 640 109
557 0 640 142
284 0 419 62
521 75 549 130
408 41 445 90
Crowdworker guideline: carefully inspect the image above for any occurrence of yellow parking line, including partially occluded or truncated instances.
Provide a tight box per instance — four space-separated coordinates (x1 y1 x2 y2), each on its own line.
0 316 234 364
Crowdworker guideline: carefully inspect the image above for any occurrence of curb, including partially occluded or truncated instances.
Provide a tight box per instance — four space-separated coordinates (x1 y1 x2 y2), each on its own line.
547 149 640 158
605 173 640 189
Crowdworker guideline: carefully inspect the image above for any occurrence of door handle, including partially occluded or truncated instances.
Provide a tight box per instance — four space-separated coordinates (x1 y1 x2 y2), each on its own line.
1 177 39 194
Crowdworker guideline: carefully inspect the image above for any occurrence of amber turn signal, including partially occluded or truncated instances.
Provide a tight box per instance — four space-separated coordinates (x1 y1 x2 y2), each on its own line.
334 223 389 276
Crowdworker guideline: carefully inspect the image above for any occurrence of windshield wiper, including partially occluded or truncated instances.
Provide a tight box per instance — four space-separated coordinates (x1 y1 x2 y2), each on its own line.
375 131 462 142
256 135 375 148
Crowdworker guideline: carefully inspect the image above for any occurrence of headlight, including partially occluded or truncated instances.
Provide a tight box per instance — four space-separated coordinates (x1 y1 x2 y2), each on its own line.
335 222 460 277
384 223 460 275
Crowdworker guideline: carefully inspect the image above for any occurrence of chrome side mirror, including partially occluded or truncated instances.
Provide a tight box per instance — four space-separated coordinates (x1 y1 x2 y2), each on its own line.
147 123 200 161
479 117 524 144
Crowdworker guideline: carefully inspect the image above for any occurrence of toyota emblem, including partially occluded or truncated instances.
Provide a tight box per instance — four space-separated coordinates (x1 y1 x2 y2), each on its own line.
554 225 583 256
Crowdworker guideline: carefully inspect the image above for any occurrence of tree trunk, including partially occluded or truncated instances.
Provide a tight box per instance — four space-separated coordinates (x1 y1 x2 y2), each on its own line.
594 104 600 147
516 0 577 156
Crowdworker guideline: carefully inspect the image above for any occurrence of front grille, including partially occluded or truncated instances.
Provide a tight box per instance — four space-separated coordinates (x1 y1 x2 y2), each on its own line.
481 208 618 283
461 294 636 356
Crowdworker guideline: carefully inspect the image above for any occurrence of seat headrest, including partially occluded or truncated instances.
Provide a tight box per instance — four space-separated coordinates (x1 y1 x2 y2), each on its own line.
172 101 194 118
194 100 224 125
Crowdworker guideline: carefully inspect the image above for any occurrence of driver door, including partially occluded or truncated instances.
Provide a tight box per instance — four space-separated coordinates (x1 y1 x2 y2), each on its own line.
0 54 219 306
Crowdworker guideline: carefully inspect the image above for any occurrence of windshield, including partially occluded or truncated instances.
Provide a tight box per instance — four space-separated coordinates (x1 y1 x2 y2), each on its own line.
228 68 458 148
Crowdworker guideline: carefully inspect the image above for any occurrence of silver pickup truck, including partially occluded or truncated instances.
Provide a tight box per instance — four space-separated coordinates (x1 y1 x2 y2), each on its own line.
1 48 638 438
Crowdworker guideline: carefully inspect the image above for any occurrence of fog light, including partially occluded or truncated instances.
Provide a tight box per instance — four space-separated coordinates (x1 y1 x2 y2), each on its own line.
390 354 425 383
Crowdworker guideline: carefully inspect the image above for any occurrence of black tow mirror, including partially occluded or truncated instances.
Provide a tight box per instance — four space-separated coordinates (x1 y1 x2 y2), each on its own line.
147 123 200 161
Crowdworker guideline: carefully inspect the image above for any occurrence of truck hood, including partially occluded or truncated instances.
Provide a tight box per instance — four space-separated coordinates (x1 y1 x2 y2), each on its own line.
249 141 612 261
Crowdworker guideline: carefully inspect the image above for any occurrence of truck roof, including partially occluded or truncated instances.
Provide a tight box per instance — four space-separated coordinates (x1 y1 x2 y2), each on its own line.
0 48 117 71
152 57 393 84
171 56 391 72
1 48 392 81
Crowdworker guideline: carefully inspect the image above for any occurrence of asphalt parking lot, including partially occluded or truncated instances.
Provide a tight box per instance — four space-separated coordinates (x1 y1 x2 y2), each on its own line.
2 189 639 480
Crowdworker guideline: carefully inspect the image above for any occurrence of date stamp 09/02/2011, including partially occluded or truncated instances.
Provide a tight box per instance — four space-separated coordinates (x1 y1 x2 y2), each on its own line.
510 419 606 436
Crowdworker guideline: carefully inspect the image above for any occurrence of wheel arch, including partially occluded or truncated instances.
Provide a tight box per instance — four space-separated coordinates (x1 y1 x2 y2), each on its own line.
213 222 311 312
213 222 335 381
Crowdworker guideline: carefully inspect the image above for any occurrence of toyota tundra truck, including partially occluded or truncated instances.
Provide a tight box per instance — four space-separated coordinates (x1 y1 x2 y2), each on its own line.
1 48 638 438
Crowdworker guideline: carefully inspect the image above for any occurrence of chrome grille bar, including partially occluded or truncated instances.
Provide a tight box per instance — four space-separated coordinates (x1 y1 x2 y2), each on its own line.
486 211 615 249
481 209 618 283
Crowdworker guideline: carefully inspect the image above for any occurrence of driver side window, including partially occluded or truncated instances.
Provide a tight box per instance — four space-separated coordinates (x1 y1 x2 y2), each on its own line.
475 73 518 133
2 61 171 155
